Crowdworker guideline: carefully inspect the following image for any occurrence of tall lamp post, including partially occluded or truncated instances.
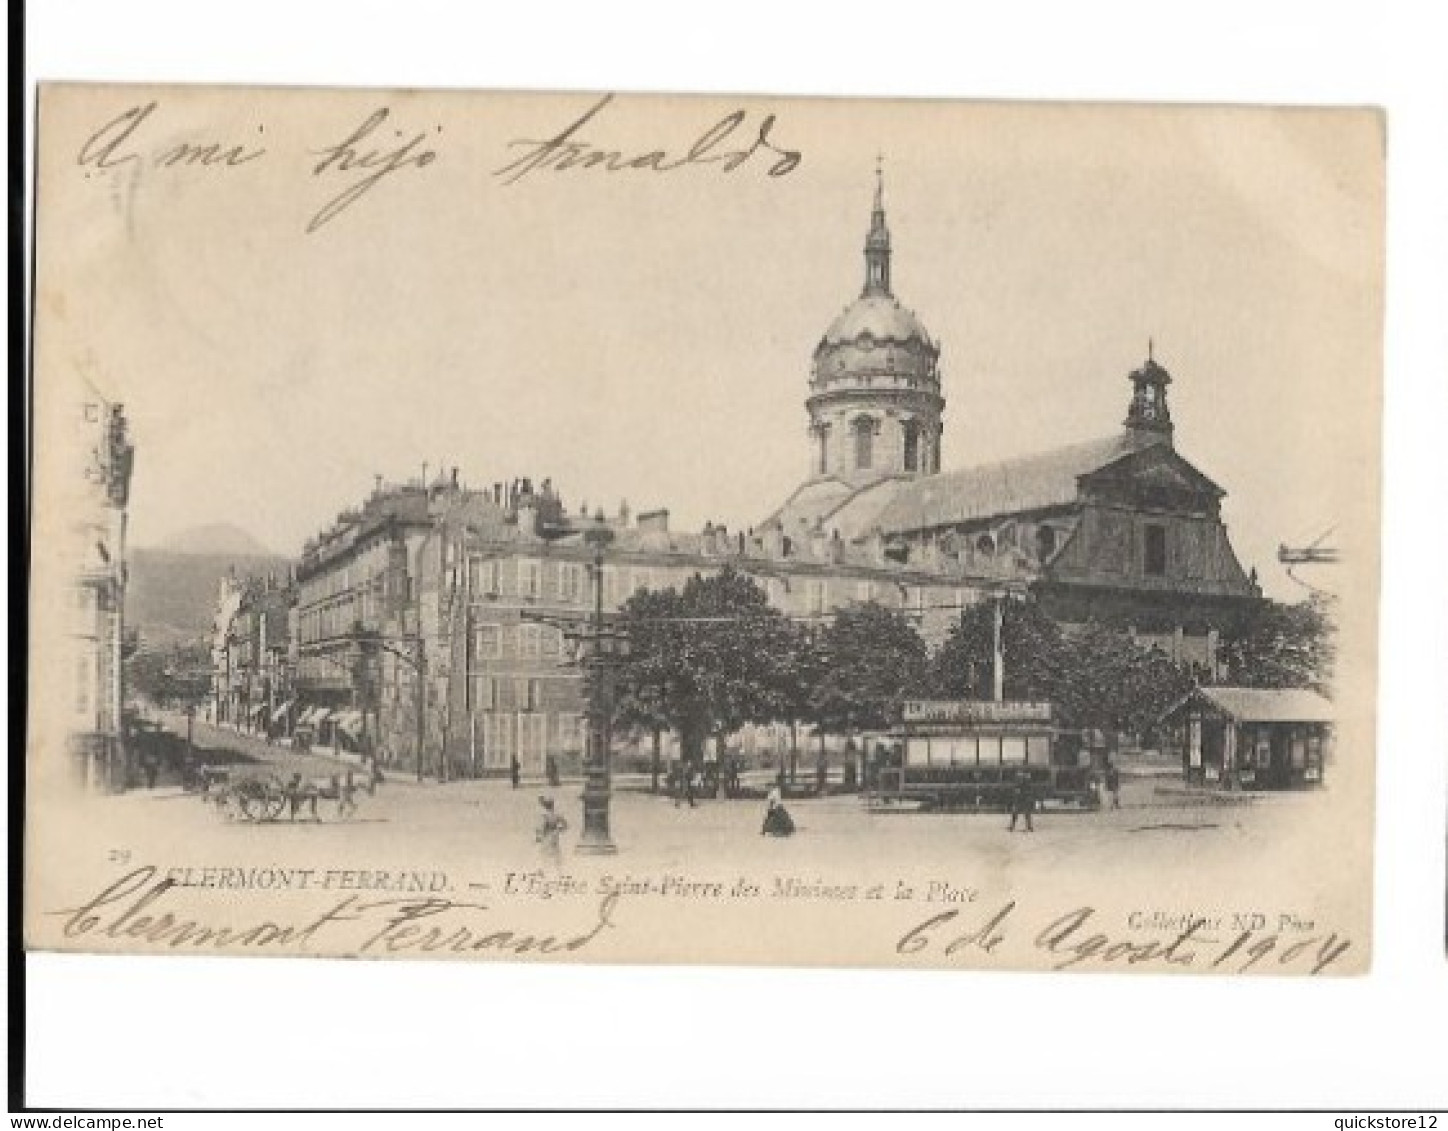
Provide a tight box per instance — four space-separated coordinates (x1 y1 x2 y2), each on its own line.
577 517 620 854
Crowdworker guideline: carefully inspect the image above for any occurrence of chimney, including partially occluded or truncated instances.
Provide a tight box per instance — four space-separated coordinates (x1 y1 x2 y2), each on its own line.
762 525 785 559
637 508 670 534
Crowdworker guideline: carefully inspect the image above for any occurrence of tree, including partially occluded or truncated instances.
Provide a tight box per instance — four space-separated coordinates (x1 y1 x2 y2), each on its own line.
126 640 211 708
810 602 928 736
928 598 1193 734
930 598 1067 703
609 586 688 792
611 567 807 772
1219 596 1335 694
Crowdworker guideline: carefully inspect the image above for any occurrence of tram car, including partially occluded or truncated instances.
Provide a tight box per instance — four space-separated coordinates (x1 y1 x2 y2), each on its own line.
872 700 1098 811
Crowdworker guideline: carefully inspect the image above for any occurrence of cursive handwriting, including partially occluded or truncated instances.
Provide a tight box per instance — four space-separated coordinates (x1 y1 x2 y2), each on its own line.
53 866 618 956
1034 906 1352 975
894 903 1353 975
494 94 801 186
77 102 266 171
306 108 440 234
896 901 1016 958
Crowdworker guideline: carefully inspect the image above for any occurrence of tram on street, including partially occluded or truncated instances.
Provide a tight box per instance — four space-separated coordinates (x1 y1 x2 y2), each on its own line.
871 699 1099 811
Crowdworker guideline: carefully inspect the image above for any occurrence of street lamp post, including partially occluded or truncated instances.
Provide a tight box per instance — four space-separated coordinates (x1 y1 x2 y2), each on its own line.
577 519 618 854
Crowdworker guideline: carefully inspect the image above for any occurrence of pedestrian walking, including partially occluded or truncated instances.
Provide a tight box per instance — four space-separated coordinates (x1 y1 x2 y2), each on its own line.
546 754 561 788
815 755 828 797
761 785 795 837
683 764 697 808
288 773 319 821
1104 760 1121 809
535 796 568 867
510 754 521 790
1007 771 1036 833
336 770 358 819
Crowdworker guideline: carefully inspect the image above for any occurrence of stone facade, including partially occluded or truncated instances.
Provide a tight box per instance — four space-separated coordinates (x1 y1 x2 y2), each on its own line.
766 180 1261 672
67 397 134 791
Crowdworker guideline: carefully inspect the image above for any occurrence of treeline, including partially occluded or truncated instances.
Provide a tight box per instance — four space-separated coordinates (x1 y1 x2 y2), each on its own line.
606 565 1333 759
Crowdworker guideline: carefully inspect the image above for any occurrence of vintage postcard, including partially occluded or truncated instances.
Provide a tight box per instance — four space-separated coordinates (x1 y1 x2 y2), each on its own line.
25 85 1383 974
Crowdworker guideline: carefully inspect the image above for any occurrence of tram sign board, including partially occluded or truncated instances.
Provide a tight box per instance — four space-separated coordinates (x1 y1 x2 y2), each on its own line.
902 700 1053 726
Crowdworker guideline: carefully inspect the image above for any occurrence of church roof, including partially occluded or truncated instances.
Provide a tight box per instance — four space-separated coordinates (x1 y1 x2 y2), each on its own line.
871 433 1142 533
762 474 903 537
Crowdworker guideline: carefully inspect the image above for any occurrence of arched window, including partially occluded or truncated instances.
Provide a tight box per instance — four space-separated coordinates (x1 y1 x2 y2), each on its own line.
1036 525 1058 562
902 420 920 472
976 534 995 557
853 417 875 470
817 424 831 475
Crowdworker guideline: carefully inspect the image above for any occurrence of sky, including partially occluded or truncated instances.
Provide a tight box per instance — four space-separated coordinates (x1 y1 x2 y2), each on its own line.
36 89 1384 600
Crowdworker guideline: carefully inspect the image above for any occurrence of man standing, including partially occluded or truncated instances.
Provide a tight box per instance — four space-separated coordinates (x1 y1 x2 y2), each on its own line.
509 754 521 790
1008 771 1036 833
1104 760 1121 810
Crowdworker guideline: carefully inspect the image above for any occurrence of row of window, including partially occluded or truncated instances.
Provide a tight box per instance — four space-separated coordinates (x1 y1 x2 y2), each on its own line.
298 590 381 644
473 622 566 661
816 416 934 474
479 710 585 766
904 734 1053 767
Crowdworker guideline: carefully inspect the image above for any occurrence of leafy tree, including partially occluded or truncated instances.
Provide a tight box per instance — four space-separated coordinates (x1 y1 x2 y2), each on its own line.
929 598 1193 733
610 567 807 770
126 640 211 707
608 586 688 791
810 602 928 735
1053 623 1194 734
930 597 1067 703
1219 596 1335 694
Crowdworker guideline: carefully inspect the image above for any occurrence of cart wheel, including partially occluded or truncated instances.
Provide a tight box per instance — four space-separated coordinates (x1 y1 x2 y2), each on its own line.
236 777 281 822
264 792 286 821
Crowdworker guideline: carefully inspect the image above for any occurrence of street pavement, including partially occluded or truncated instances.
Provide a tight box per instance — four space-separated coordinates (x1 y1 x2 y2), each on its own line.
102 713 1310 884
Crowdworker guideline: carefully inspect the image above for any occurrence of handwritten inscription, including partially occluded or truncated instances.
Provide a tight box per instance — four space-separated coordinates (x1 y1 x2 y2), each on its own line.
895 903 1352 975
55 866 618 956
77 102 266 171
493 94 802 186
307 108 440 233
71 96 801 234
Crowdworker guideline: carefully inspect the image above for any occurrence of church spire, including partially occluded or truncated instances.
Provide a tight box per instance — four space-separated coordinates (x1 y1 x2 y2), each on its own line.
864 157 892 295
1124 342 1174 446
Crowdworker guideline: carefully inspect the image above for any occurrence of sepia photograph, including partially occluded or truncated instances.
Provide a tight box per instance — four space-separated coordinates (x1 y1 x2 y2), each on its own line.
26 84 1383 977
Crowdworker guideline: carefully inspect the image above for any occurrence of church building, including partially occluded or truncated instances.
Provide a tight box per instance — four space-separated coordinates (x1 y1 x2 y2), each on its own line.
765 172 1262 673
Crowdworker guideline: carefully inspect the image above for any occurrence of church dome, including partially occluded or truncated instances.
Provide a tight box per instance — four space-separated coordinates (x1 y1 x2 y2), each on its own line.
822 293 935 350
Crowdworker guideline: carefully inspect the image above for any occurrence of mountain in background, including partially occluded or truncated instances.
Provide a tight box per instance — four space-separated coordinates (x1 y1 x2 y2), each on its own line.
128 525 291 650
153 522 279 558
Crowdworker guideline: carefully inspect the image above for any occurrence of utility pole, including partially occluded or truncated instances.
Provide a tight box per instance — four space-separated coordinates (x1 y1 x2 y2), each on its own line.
991 593 1005 703
415 635 427 783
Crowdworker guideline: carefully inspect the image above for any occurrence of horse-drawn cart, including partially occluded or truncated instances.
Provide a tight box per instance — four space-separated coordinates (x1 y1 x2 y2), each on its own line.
203 769 360 823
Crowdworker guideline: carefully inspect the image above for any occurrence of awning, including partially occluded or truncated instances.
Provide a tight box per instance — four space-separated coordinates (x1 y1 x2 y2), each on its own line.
249 704 267 719
271 700 295 723
1161 686 1334 726
312 708 334 725
335 710 363 736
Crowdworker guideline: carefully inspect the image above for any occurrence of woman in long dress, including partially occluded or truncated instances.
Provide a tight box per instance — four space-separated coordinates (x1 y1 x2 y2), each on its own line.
536 796 568 865
761 785 795 837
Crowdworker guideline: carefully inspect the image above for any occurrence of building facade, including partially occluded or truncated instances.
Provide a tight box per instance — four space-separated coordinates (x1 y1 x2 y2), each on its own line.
67 397 135 791
766 177 1262 676
216 172 1268 780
